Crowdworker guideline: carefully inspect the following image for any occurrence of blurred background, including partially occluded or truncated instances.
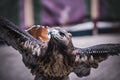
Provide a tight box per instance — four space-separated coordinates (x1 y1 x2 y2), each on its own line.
0 0 120 80
0 0 120 34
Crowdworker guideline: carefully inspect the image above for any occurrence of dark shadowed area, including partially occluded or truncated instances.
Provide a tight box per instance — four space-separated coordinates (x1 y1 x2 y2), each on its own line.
0 34 120 80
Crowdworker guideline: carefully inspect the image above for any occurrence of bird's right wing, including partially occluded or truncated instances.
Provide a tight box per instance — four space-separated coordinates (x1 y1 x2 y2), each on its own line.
0 17 49 71
73 44 120 77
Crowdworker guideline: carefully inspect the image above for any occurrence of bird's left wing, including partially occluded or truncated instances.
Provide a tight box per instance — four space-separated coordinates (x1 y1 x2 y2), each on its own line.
0 17 49 55
73 44 120 77
0 17 49 71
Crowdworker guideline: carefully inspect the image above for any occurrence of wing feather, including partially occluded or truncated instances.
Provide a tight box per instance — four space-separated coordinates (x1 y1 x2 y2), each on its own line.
0 17 48 71
75 44 120 63
0 17 47 55
73 44 120 77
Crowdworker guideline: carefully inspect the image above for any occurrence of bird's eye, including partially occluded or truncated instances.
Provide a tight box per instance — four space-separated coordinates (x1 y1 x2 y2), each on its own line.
59 32 65 36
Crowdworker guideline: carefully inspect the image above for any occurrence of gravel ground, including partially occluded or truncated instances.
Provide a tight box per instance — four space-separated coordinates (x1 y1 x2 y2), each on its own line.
0 34 120 80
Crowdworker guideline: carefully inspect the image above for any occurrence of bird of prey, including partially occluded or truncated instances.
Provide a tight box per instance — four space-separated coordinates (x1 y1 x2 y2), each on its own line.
0 17 120 80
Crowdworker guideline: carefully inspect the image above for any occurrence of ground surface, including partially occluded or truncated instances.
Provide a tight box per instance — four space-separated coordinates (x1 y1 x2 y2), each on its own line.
0 34 120 80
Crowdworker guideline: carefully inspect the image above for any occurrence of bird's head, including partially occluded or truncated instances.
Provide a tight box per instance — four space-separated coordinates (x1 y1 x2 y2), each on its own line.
48 27 72 46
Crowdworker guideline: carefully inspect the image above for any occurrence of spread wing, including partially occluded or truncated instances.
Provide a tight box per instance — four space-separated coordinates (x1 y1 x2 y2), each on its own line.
0 17 48 72
73 44 120 77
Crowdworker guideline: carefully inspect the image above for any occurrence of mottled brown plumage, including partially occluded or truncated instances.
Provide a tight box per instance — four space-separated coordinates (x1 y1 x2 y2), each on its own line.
0 17 120 80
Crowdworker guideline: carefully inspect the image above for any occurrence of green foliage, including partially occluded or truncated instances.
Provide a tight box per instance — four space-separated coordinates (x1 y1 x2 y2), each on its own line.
33 0 41 24
106 0 120 21
0 0 19 25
